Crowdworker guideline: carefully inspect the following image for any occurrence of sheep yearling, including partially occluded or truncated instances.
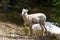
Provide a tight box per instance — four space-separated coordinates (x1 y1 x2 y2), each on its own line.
22 9 47 36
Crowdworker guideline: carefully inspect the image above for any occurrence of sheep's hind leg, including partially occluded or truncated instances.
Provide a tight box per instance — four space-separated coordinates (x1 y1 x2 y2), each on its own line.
42 23 47 40
39 23 44 40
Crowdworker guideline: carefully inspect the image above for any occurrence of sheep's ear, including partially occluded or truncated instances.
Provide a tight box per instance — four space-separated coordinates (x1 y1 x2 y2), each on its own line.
25 9 28 11
23 8 25 10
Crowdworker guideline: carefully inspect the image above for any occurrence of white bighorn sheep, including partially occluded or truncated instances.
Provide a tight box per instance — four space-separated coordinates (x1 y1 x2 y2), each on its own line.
21 8 47 36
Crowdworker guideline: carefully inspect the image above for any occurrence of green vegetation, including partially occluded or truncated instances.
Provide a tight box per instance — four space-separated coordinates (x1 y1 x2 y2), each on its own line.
23 23 29 35
0 12 24 25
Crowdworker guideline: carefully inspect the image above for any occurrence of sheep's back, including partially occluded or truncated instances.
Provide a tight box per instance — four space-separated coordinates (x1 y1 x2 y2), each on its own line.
28 13 46 23
29 13 46 18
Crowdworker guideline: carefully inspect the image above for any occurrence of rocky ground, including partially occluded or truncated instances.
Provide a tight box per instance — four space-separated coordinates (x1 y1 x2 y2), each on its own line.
0 22 35 40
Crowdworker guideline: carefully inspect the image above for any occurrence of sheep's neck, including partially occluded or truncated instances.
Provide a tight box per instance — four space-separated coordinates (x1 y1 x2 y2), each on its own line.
23 14 28 23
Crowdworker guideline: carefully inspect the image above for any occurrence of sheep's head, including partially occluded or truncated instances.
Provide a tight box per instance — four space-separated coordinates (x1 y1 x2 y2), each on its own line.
22 9 28 15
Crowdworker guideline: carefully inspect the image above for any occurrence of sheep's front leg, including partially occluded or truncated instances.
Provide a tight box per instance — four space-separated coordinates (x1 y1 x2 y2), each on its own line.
28 24 33 36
